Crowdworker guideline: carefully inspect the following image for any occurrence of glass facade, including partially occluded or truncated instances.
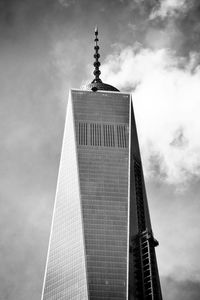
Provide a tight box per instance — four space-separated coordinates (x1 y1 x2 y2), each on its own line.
41 89 162 300
73 90 130 299
41 96 88 300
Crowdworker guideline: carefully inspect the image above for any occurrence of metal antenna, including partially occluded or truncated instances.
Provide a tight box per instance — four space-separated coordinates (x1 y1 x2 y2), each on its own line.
93 26 102 83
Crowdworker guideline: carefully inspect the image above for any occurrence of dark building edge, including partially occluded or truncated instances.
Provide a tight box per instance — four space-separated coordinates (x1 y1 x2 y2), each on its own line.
128 101 163 300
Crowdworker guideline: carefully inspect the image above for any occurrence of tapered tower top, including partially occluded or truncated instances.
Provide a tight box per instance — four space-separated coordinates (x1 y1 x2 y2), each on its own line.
87 27 119 92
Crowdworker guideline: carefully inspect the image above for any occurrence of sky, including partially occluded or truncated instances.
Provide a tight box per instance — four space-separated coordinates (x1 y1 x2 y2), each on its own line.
0 0 200 299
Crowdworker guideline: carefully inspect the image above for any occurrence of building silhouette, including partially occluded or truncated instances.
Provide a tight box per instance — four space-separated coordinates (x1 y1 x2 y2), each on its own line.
41 28 162 300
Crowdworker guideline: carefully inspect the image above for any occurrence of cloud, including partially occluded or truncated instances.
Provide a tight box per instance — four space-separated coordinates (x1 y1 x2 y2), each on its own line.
150 0 194 19
154 184 200 281
100 45 200 187
58 0 75 8
161 276 200 300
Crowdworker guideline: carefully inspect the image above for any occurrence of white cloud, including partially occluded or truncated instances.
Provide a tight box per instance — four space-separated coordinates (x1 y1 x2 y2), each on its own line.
58 0 75 8
101 45 200 187
150 0 193 19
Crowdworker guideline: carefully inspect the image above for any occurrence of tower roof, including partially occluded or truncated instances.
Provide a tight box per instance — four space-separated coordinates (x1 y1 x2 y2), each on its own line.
86 27 119 92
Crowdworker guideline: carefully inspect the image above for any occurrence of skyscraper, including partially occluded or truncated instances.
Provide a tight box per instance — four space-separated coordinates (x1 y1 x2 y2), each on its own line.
41 28 162 300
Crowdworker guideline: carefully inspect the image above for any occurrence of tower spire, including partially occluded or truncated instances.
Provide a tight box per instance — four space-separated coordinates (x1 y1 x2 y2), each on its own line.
93 26 102 83
87 27 119 92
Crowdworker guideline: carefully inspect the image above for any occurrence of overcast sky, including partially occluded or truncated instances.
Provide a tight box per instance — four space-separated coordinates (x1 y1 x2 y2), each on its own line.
0 0 200 299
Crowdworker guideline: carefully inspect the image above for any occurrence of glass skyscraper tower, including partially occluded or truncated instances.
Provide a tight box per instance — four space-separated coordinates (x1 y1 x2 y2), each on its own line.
41 28 162 300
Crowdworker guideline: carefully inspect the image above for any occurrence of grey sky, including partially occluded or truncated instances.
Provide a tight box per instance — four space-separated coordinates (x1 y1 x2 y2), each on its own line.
0 0 200 299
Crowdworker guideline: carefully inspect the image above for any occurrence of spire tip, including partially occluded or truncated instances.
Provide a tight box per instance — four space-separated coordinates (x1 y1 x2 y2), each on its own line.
95 25 98 34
